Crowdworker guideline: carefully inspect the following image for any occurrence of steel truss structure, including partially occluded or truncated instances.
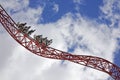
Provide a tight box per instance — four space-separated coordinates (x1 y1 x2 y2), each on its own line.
0 5 120 80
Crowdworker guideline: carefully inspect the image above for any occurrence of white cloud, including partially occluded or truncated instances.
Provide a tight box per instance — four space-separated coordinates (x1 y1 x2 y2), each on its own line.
99 0 120 62
100 0 120 28
0 0 120 80
53 4 59 13
73 0 81 4
0 0 29 13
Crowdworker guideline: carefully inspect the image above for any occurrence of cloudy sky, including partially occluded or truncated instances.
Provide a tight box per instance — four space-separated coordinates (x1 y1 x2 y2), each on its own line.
0 0 120 80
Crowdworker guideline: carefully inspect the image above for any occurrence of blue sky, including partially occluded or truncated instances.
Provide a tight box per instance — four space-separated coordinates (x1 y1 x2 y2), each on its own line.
29 0 120 67
0 0 120 80
29 0 120 78
29 0 103 23
115 38 120 66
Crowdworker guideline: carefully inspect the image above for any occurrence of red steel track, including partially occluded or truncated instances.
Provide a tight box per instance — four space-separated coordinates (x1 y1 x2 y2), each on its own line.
0 5 120 80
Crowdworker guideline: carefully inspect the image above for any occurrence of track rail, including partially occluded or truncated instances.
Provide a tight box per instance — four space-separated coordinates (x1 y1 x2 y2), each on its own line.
0 5 120 80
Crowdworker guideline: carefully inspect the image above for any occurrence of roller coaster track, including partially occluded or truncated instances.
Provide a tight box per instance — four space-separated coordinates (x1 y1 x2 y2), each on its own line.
0 5 120 80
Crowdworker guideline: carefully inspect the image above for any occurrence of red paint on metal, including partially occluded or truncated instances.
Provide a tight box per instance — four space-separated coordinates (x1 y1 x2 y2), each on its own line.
0 5 120 80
